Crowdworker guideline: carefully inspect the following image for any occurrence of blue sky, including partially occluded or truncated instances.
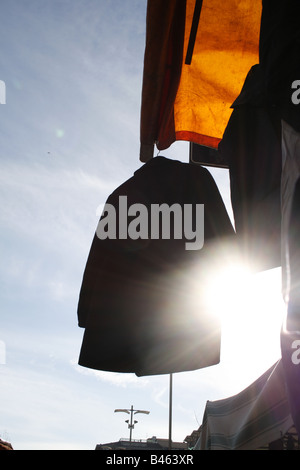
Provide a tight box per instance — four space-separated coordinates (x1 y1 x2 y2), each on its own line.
0 0 286 450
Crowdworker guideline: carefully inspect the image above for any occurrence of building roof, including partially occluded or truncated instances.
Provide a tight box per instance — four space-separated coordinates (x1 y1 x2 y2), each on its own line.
95 436 188 451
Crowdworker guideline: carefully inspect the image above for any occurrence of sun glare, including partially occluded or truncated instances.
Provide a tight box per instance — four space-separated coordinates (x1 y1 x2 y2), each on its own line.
207 263 253 325
204 262 286 373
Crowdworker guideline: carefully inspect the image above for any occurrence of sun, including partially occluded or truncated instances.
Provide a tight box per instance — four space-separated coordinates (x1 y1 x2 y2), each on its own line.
206 262 254 328
169 247 286 387
204 261 286 374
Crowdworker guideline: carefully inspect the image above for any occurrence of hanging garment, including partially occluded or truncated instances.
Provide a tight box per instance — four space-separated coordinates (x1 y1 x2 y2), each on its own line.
77 157 235 376
218 65 282 273
139 0 261 161
259 0 300 134
257 0 300 286
258 0 300 285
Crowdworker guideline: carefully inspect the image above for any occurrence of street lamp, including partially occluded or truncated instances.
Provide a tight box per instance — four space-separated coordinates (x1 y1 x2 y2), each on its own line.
114 405 150 443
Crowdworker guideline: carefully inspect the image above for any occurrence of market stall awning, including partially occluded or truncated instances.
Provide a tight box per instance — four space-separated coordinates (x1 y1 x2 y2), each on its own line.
194 360 293 450
140 0 262 162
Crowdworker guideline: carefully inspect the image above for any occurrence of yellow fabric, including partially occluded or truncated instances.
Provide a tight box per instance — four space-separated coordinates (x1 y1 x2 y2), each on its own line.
172 0 262 149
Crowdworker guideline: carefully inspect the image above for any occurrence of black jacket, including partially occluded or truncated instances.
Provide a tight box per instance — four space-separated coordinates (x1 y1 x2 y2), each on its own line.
77 157 235 376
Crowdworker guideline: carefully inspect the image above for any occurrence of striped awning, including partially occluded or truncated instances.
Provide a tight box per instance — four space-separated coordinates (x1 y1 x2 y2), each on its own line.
195 360 293 450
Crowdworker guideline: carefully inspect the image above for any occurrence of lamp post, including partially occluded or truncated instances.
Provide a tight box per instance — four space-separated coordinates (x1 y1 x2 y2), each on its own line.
114 405 150 443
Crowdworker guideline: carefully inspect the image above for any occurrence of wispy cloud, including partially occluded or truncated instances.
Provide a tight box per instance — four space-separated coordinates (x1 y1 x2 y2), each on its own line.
71 361 149 389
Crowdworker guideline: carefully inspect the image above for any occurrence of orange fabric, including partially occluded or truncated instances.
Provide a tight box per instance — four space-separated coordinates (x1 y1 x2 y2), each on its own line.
140 0 262 162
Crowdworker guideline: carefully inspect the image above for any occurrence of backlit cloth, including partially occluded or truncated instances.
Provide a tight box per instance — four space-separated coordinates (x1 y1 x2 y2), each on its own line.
140 0 261 162
77 157 235 376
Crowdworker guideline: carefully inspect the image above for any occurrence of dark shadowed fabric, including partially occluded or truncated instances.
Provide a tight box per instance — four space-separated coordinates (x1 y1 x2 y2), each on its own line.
218 65 282 273
77 157 235 376
281 178 300 437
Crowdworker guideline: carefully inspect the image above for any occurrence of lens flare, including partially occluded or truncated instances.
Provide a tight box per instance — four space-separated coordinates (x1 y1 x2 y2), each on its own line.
206 262 253 325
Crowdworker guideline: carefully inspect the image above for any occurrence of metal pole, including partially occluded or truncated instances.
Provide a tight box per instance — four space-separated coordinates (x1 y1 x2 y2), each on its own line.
129 405 133 443
169 373 173 450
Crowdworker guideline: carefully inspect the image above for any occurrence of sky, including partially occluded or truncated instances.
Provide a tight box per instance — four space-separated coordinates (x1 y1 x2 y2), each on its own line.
0 0 286 450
